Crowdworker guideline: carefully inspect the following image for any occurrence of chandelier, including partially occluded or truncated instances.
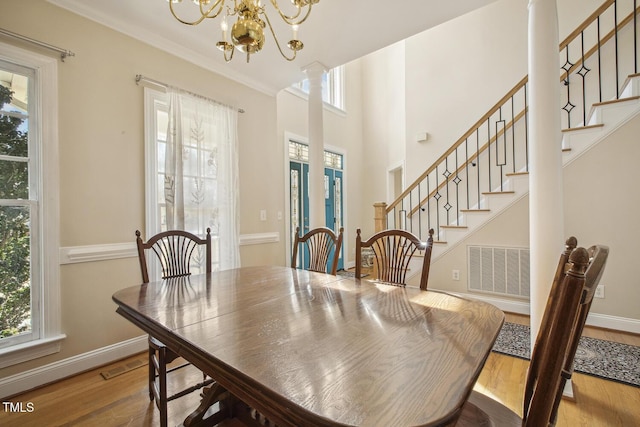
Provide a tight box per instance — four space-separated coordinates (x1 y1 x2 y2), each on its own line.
168 0 320 63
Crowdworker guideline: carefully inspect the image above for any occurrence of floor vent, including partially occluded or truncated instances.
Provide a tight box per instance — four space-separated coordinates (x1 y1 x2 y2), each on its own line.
468 245 530 298
100 358 146 380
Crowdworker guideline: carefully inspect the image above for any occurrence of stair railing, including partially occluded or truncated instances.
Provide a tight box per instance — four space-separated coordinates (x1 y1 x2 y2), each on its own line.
382 0 639 243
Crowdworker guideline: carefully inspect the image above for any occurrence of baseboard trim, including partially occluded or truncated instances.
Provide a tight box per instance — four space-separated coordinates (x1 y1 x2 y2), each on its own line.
0 335 147 399
432 289 640 334
585 312 640 334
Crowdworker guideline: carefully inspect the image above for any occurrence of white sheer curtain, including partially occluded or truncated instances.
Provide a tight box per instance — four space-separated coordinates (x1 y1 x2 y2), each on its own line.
164 88 240 270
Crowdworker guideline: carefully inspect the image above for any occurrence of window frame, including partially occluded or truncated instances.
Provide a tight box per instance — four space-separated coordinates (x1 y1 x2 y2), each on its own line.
0 42 64 368
289 65 345 112
143 87 166 238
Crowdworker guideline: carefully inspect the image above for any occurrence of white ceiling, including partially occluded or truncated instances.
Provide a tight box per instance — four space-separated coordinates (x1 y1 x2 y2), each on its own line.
48 0 498 95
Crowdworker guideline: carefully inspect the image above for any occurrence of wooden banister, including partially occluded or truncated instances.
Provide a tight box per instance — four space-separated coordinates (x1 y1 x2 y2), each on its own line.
387 0 640 225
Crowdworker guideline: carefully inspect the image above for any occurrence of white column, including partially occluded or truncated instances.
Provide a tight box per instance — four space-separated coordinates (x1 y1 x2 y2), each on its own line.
304 62 327 228
528 0 564 347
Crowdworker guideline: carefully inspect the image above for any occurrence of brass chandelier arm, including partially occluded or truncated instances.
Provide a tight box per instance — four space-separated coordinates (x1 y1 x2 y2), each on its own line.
169 0 225 26
222 45 235 62
263 11 297 61
269 0 313 25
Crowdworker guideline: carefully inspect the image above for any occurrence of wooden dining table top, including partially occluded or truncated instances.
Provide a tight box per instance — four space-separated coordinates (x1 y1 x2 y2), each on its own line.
112 265 505 427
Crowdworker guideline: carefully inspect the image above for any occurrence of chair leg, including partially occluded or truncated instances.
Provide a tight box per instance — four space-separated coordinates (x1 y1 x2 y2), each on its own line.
158 346 168 427
148 345 155 402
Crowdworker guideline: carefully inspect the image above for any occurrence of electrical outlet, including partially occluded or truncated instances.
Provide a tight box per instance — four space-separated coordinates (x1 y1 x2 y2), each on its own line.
595 285 605 299
452 269 460 281
260 210 267 221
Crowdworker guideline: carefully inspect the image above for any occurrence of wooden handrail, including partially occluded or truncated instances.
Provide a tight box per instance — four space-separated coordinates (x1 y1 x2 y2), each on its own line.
560 0 615 51
561 7 639 81
388 0 638 218
407 107 528 218
386 75 528 213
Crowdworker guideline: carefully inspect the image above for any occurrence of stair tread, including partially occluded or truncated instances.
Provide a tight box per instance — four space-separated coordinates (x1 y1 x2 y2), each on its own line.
593 95 640 107
562 123 604 133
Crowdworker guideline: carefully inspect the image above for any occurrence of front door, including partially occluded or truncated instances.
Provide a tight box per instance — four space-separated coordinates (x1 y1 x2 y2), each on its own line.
324 167 343 271
289 142 344 272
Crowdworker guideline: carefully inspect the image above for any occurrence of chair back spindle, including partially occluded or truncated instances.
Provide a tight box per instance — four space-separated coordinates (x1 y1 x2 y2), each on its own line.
292 227 344 276
355 228 434 290
136 228 212 283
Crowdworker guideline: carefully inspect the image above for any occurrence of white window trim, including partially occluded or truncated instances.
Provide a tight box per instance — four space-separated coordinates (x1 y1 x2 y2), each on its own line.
286 87 346 117
143 87 165 237
287 65 346 115
0 42 64 368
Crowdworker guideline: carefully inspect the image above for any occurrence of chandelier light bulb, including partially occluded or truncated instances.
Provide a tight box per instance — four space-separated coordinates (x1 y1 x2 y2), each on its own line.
292 24 299 40
220 16 228 41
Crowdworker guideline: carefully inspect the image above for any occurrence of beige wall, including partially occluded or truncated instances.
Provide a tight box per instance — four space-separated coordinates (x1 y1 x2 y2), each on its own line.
361 0 640 319
0 0 280 378
427 196 530 297
404 0 603 185
359 42 407 238
430 114 640 320
358 0 639 323
562 114 640 319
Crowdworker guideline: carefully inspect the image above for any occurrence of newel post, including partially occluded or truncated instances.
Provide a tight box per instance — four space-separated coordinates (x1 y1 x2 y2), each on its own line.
373 202 387 233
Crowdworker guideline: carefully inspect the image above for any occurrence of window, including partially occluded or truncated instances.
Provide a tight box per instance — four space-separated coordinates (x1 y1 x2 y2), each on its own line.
292 65 345 111
143 88 240 278
0 42 63 367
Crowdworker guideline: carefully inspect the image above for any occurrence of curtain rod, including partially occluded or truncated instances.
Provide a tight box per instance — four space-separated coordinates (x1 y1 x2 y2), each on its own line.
0 28 75 62
135 74 245 113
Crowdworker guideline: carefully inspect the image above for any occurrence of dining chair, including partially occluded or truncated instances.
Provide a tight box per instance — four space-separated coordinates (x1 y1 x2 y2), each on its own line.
455 244 591 427
355 228 434 290
550 240 609 424
135 228 215 427
291 226 344 275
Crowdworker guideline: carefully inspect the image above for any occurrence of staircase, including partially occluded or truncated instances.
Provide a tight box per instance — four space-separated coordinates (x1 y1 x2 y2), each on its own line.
435 76 640 260
381 0 640 261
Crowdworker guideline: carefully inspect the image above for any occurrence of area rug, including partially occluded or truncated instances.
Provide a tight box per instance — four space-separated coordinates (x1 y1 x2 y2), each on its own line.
492 322 640 388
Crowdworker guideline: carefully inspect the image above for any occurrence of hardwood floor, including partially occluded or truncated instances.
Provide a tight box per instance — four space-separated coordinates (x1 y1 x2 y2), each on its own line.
1 314 639 426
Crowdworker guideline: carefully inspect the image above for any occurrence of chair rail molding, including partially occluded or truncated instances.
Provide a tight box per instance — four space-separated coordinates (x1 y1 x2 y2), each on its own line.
59 232 281 264
59 243 137 264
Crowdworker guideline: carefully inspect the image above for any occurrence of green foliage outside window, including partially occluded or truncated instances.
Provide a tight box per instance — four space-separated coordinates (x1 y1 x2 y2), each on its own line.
0 84 31 338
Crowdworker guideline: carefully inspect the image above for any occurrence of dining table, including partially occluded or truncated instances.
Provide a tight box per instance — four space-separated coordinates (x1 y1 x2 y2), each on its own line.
112 265 505 427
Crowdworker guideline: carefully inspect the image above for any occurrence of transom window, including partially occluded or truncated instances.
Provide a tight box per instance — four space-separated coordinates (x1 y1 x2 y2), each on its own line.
289 140 343 169
291 65 345 111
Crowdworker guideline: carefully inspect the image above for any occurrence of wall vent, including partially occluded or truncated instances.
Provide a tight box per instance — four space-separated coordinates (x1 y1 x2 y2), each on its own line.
468 245 530 298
